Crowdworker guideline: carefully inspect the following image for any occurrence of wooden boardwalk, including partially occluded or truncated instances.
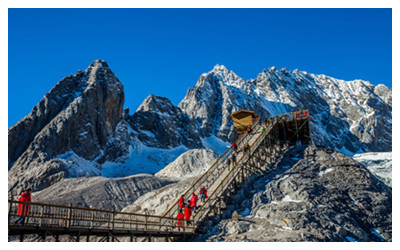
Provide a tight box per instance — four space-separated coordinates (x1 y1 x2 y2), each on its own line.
8 110 312 242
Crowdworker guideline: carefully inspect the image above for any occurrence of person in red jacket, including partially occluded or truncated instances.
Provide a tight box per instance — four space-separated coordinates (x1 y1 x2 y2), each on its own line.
176 209 184 231
15 188 32 225
184 204 192 226
199 186 208 202
231 142 238 153
247 125 252 134
190 192 198 213
179 195 185 208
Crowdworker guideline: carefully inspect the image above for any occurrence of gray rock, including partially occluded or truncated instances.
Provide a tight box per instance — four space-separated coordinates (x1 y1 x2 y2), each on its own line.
32 174 175 211
155 149 219 180
128 94 203 149
201 145 391 242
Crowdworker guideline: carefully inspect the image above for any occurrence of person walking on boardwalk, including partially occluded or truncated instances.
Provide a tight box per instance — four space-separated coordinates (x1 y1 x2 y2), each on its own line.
226 157 231 171
15 188 32 225
199 186 208 202
179 195 185 208
261 125 265 133
184 204 192 226
190 192 199 213
231 153 236 166
176 209 184 231
244 143 250 153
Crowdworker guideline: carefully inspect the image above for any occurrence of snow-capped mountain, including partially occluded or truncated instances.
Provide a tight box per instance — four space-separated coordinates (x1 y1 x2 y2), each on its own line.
8 60 391 195
180 65 392 154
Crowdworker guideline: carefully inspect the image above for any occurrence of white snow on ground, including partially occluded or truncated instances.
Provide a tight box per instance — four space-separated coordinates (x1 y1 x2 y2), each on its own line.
102 141 188 177
354 152 392 161
272 195 302 204
318 168 334 176
56 151 102 177
201 135 231 155
353 152 392 187
281 195 302 203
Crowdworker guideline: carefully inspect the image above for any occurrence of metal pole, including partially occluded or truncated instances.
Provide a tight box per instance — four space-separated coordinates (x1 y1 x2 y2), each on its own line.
112 210 115 231
90 210 94 229
8 198 13 225
39 205 44 227
67 203 72 229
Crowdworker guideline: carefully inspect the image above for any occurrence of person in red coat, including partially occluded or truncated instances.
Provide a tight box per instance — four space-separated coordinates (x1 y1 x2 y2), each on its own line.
179 195 185 208
184 205 192 226
247 125 252 134
190 192 198 213
231 142 238 153
15 188 32 225
199 187 208 202
176 209 184 231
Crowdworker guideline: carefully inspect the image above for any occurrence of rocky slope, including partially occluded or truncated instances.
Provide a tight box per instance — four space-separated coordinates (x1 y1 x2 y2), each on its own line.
122 176 199 215
155 149 219 180
199 145 391 242
32 174 175 211
29 149 217 210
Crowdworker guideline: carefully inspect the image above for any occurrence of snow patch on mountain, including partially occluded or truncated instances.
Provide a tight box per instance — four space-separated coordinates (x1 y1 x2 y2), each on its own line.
56 151 101 177
201 136 231 155
353 152 392 187
102 140 189 177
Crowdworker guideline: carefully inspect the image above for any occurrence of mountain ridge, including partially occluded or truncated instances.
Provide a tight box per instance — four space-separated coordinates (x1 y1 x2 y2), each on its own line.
8 60 392 194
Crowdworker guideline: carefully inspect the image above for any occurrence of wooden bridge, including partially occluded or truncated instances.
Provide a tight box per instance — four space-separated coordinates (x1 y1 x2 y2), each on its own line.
8 110 312 242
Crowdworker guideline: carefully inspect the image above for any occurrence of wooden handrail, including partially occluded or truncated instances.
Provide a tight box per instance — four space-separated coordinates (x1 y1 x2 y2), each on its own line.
161 118 261 217
193 120 278 220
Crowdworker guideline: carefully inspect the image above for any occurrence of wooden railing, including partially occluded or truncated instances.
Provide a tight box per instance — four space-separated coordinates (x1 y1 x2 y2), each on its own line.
192 119 280 224
161 117 262 221
8 200 195 234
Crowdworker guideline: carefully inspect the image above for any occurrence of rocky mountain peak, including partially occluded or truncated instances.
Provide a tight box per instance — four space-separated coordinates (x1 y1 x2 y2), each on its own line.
8 60 125 193
211 64 228 72
84 59 109 72
136 94 175 113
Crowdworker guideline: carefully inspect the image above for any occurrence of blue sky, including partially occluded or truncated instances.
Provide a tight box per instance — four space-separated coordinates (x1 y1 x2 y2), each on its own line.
8 8 392 127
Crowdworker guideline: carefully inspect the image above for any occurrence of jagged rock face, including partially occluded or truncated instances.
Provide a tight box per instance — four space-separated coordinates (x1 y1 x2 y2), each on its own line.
8 60 125 194
203 145 392 242
32 174 175 211
155 149 219 180
128 94 202 149
179 66 391 154
98 119 132 164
